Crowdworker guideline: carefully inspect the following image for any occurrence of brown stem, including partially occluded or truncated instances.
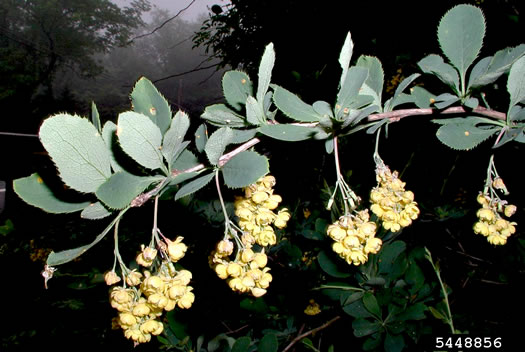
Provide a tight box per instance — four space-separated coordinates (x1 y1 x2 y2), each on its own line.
367 106 506 122
281 316 341 352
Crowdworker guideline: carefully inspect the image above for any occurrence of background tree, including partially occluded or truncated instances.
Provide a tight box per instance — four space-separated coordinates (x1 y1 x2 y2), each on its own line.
0 0 151 131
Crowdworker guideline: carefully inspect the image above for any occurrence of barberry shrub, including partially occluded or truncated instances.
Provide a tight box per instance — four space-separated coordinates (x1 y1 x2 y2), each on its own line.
13 4 524 351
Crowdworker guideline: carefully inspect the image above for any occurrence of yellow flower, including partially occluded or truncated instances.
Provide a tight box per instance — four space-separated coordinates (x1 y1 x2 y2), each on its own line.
304 299 321 316
504 205 517 217
477 208 495 222
104 270 121 286
177 290 195 309
126 270 143 287
364 237 382 254
140 319 163 335
136 245 157 267
166 237 187 262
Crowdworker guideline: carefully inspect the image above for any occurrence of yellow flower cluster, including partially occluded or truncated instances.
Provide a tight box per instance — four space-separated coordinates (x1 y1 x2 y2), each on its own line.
326 210 382 266
109 237 194 345
370 165 419 232
234 175 291 246
212 240 272 297
211 175 289 297
473 193 517 245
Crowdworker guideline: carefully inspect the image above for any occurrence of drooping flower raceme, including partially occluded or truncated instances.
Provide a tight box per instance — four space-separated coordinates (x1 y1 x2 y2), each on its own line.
211 175 289 297
327 210 382 266
370 164 419 232
109 237 194 345
473 193 517 245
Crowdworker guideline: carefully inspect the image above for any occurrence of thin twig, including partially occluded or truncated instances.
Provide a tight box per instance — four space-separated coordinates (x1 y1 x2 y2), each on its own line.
152 62 220 84
127 0 197 43
281 316 341 352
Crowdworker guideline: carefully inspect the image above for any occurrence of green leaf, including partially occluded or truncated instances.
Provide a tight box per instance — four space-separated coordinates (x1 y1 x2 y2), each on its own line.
91 101 101 133
418 54 460 93
222 70 253 110
438 4 485 81
172 149 200 171
272 85 321 122
378 241 406 274
258 124 314 141
337 66 369 115
434 117 498 150
464 97 479 109
492 127 523 148
384 333 405 352
231 129 257 144
258 333 278 352
257 43 275 103
47 208 128 266
39 114 112 193
130 76 171 135
468 44 525 89
508 56 525 108
428 306 447 321
232 336 251 352
343 300 374 319
405 262 425 293
393 73 421 101
363 292 382 318
410 86 435 109
162 110 190 168
13 173 90 213
395 302 427 321
221 151 269 188
205 127 234 165
246 95 266 125
434 93 460 109
339 32 354 88
356 55 384 108
201 104 246 127
318 250 352 278
174 172 215 200
117 111 165 171
313 100 334 118
341 291 365 306
102 121 124 173
80 201 112 220
194 123 208 153
352 318 382 337
95 171 161 209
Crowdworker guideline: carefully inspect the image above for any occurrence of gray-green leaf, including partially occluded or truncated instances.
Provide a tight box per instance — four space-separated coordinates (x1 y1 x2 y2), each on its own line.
96 171 161 209
508 56 525 108
438 4 485 80
257 43 275 103
130 77 171 135
117 111 165 171
258 124 314 141
205 127 234 165
272 85 321 122
434 117 498 150
222 70 253 110
201 104 246 127
174 172 215 200
246 95 266 125
39 114 112 193
162 110 190 168
418 54 460 94
13 173 90 213
339 32 354 88
80 201 112 220
221 151 269 188
356 55 384 108
468 44 525 89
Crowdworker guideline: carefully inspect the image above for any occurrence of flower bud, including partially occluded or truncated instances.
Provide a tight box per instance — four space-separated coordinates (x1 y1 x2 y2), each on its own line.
492 177 506 190
104 270 121 286
504 204 517 217
126 270 143 287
